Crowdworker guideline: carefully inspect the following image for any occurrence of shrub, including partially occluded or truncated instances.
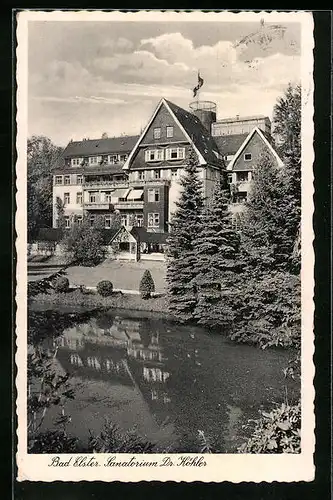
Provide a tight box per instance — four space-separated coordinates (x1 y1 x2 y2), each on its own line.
53 276 69 293
97 280 113 297
139 270 155 299
238 401 301 453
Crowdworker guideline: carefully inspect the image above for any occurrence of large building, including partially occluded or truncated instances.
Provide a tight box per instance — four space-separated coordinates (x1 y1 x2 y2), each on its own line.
50 98 283 259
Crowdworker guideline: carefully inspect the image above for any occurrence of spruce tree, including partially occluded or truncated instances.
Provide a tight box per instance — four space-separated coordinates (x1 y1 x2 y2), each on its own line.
241 152 296 272
273 83 301 273
193 180 242 328
166 148 204 321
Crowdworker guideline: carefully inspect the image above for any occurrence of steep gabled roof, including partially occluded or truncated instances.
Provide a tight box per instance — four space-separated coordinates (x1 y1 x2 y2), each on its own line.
165 100 221 167
228 127 284 171
63 135 139 158
213 133 249 156
123 98 222 170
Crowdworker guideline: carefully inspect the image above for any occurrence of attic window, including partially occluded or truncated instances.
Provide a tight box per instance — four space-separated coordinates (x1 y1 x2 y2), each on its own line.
153 127 161 139
166 126 174 138
244 153 252 161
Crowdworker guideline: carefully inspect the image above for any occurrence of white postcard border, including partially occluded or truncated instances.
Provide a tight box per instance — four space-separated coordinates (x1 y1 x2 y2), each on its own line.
16 9 315 482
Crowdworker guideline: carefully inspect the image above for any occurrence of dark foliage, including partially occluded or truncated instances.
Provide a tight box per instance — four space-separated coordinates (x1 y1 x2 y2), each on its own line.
166 148 204 321
139 270 155 299
96 280 114 297
53 276 69 293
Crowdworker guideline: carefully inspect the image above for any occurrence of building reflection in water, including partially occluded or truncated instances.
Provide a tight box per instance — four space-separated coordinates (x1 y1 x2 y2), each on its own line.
52 314 173 432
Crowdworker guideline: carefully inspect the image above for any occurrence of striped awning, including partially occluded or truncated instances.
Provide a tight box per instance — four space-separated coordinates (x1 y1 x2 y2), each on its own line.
111 188 130 202
126 189 143 201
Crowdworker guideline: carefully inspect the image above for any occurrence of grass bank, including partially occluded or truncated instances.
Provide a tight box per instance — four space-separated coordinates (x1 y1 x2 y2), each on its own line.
30 289 172 317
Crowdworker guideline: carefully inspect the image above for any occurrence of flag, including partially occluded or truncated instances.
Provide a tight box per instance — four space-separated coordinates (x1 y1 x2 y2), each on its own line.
193 72 204 98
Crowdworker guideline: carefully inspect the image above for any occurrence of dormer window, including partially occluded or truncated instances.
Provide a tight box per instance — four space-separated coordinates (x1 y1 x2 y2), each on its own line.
166 126 174 138
71 158 82 166
145 149 164 162
153 127 161 139
244 153 252 161
89 156 99 165
109 155 118 164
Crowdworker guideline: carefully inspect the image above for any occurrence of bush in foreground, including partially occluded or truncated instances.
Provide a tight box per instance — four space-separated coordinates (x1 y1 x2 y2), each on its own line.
97 280 113 297
139 270 155 299
53 276 69 293
238 401 301 453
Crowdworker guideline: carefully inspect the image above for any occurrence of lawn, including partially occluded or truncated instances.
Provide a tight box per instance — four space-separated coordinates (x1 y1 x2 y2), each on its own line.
65 259 167 294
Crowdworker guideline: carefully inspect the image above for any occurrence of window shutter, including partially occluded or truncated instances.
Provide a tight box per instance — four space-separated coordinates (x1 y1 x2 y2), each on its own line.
145 150 150 162
166 149 170 160
178 148 185 159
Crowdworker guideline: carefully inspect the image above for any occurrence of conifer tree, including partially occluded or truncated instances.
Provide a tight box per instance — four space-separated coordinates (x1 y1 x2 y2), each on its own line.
273 83 302 273
166 148 204 321
241 152 296 272
193 180 242 328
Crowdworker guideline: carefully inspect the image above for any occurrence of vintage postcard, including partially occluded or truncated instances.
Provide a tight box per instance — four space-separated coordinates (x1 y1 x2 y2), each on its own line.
16 10 315 482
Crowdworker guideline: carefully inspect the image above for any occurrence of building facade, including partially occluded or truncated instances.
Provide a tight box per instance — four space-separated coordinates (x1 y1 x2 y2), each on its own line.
50 97 283 258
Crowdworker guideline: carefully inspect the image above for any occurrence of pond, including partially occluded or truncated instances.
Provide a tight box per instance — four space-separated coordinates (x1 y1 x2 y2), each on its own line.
28 306 299 453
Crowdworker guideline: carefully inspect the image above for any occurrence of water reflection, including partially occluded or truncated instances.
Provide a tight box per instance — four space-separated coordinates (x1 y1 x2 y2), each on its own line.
38 311 299 452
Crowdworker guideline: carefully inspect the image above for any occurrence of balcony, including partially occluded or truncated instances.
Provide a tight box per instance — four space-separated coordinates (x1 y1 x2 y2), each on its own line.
129 178 170 187
84 180 129 189
84 202 113 210
113 201 144 210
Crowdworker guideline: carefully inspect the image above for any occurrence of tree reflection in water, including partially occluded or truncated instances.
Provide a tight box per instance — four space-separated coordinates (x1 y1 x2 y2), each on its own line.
30 309 299 453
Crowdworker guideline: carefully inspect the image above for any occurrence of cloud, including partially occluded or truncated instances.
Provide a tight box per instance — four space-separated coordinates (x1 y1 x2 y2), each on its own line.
99 37 134 53
32 95 127 105
93 50 190 84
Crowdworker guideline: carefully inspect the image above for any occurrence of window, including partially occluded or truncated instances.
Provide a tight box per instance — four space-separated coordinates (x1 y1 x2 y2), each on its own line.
153 127 161 139
138 171 145 181
64 192 70 205
148 188 160 202
166 147 185 160
108 155 118 164
136 214 144 227
71 158 81 166
105 192 112 203
235 192 247 204
121 214 128 226
89 156 99 165
224 154 234 161
232 213 243 231
77 175 83 184
153 170 161 179
227 173 233 184
171 168 178 179
148 213 160 228
166 126 174 138
105 214 112 229
236 171 249 182
55 175 63 185
90 215 95 226
244 153 252 161
89 192 97 203
145 149 164 162
76 215 83 226
76 192 83 205
64 216 70 228
64 175 70 185
120 154 127 162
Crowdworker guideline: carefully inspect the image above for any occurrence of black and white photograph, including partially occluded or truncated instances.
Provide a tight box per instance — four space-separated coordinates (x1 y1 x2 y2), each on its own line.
16 10 314 482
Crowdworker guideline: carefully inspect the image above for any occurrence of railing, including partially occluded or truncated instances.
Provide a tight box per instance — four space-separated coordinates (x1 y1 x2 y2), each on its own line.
84 178 170 189
84 202 113 210
113 201 144 210
130 179 170 186
84 180 128 189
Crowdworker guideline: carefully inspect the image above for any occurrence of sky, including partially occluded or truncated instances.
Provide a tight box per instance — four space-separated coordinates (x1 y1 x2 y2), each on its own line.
28 19 301 146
